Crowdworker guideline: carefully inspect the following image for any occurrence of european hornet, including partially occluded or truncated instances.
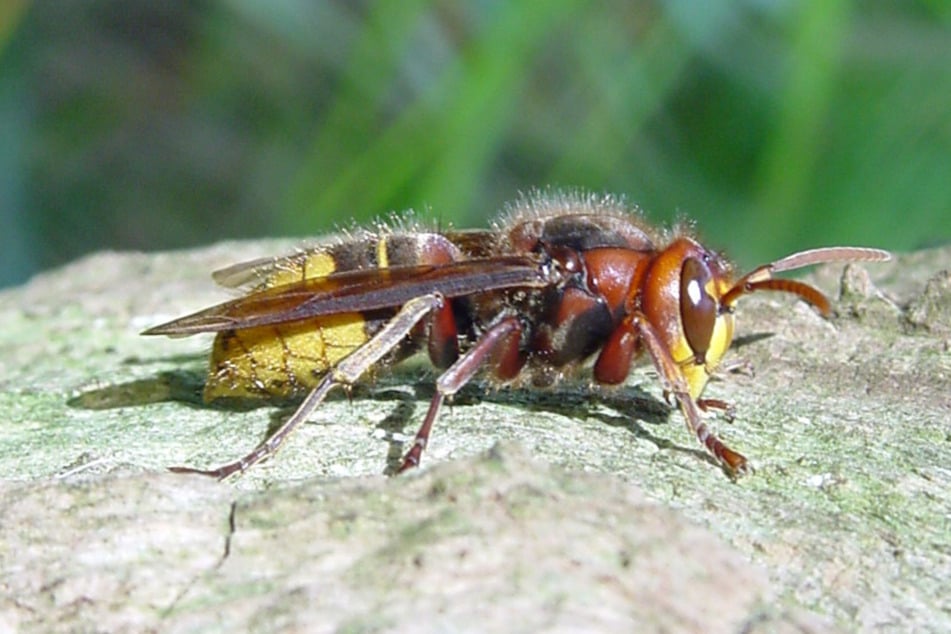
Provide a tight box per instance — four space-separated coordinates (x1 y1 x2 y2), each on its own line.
144 192 890 478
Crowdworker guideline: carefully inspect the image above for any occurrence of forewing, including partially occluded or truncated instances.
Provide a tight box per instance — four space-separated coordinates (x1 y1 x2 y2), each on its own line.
144 255 552 335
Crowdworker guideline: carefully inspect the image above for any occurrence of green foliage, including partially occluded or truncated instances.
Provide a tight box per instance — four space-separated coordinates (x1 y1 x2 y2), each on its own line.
1 0 949 287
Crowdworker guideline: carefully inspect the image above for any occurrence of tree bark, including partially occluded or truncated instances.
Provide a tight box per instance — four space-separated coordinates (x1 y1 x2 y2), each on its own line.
1 240 947 632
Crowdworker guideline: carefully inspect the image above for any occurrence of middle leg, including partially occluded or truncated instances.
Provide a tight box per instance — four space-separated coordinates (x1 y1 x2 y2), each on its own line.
399 316 524 472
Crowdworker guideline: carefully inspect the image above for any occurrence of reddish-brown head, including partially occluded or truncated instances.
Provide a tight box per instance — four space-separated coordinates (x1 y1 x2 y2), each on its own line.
636 237 736 398
636 240 892 399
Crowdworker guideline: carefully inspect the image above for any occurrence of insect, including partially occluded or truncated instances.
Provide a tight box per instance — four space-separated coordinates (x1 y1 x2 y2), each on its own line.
143 192 891 479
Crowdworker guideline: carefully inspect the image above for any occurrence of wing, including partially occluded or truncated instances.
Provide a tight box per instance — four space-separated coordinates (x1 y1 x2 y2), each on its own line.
143 255 554 336
210 245 336 289
210 254 291 289
209 230 498 289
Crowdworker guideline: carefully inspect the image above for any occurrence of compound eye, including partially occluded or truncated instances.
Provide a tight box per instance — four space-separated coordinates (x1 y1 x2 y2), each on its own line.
680 256 717 364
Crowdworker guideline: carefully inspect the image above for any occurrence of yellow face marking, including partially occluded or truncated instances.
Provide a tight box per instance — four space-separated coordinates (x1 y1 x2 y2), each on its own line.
671 277 737 400
675 311 734 400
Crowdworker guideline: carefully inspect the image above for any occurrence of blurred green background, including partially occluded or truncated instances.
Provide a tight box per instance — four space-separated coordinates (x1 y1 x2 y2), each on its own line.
1 1 948 289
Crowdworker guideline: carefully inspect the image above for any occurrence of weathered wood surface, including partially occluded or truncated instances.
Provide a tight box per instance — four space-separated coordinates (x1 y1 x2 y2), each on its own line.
1 240 948 633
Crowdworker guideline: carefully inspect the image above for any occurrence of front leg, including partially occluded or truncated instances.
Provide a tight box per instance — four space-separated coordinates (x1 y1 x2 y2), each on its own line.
629 313 749 475
715 356 755 377
697 398 736 422
697 357 756 421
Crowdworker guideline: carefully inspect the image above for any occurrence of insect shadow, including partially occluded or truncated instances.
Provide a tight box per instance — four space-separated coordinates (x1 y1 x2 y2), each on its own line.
67 353 419 413
68 369 208 411
364 335 777 473
70 352 751 474
364 371 708 475
731 332 773 350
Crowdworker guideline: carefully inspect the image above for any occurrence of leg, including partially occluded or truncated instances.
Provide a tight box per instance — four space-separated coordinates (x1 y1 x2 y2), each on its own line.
398 316 523 472
697 398 736 422
716 357 755 377
697 357 754 422
627 313 749 475
171 294 444 479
